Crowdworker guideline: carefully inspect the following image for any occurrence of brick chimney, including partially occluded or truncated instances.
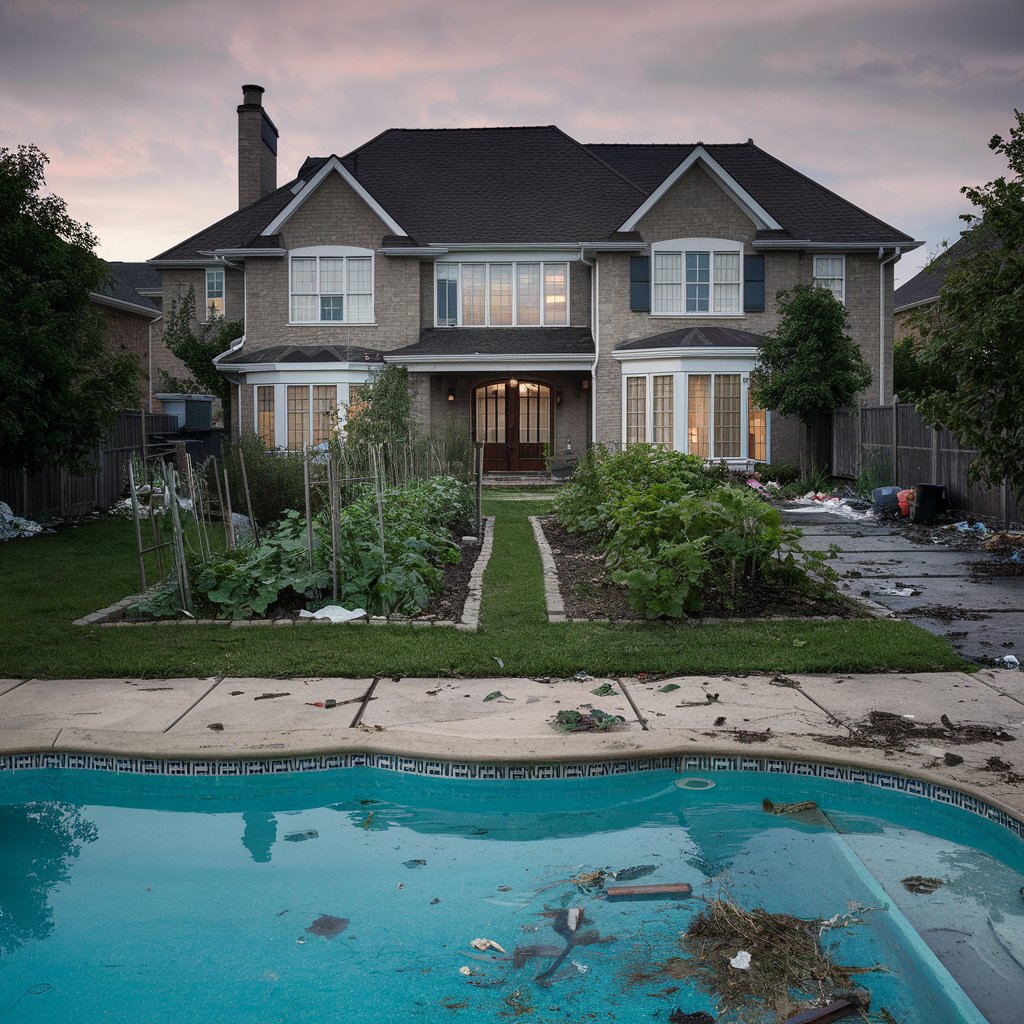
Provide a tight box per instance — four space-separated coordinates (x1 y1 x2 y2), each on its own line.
237 84 278 209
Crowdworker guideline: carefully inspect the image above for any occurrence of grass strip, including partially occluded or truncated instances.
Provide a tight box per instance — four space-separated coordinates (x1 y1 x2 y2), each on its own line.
0 501 973 679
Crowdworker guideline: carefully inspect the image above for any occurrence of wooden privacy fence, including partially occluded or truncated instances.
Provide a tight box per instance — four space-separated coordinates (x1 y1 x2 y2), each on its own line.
0 411 179 520
832 400 1023 524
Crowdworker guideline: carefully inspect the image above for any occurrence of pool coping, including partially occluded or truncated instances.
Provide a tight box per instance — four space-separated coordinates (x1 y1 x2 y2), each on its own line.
3 726 1022 842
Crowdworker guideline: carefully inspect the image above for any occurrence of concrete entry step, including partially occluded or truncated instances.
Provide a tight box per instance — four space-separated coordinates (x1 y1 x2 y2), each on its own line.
484 472 564 488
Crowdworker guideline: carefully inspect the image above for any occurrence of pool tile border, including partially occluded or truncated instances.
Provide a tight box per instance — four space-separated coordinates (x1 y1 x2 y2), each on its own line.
2 750 1021 840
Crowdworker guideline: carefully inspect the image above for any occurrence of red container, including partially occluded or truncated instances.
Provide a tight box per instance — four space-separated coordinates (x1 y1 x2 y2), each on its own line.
897 489 913 517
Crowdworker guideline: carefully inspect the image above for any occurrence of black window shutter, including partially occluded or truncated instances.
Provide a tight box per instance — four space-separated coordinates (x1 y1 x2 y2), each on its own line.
743 255 765 312
629 256 650 312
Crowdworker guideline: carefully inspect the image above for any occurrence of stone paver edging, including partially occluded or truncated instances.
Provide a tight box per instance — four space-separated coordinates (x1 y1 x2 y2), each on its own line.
73 516 494 631
529 515 566 622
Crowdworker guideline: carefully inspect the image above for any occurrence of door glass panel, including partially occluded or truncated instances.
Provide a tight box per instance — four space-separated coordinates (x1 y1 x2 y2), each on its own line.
687 375 710 458
475 383 506 443
714 374 741 458
748 391 767 462
518 383 550 444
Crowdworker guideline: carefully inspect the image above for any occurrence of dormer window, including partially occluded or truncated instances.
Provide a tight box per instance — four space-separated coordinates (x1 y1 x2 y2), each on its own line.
289 246 374 324
650 239 743 316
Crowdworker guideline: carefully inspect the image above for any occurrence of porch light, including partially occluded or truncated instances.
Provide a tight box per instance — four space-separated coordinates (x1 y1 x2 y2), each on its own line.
509 378 519 388
446 384 456 402
580 378 590 391
556 388 563 405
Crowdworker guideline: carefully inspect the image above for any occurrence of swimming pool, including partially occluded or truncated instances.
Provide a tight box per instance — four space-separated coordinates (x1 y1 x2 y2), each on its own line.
1 762 1021 1023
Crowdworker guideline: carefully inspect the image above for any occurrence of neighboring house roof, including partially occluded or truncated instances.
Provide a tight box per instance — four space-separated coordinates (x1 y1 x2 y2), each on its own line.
387 327 595 358
893 227 999 312
92 261 161 316
217 343 382 366
615 326 765 352
588 143 915 244
153 132 914 262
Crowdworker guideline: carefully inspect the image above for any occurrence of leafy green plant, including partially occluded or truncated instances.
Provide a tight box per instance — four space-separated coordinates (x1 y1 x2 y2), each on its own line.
752 461 801 486
854 452 893 498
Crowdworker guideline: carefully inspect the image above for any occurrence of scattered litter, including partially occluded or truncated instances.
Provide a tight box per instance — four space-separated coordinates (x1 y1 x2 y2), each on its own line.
207 722 224 732
876 586 921 597
574 671 593 682
714 716 727 726
570 959 589 974
704 691 719 703
483 691 510 702
229 690 244 696
995 655 1021 669
284 830 318 842
297 605 367 623
787 497 872 520
552 708 625 733
659 683 681 693
0 501 48 541
361 811 375 829
497 885 512 892
254 692 290 701
591 683 617 696
493 657 505 669
763 799 819 816
902 876 944 895
982 756 1014 772
566 908 583 932
305 914 349 938
470 937 507 953
612 865 657 882
403 859 427 868
512 944 563 968
729 950 752 970
953 521 988 535
818 709 1016 751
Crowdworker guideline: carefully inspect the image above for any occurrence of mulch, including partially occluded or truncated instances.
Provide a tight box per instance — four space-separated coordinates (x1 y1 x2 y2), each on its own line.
538 515 858 622
421 538 480 621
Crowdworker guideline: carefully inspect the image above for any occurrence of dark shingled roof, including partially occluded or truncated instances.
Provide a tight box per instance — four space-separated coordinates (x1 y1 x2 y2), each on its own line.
586 142 915 244
218 343 382 365
387 327 594 358
894 228 999 311
154 131 915 261
95 262 160 312
615 326 765 351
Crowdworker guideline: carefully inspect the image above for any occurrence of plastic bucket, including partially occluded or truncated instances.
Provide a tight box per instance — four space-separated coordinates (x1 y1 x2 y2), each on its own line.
897 489 914 517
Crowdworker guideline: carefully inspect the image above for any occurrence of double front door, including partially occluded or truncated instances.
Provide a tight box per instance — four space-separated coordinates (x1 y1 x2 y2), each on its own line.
475 379 552 472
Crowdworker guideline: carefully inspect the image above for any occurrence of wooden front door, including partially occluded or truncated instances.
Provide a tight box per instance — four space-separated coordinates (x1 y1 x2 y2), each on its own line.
475 380 552 472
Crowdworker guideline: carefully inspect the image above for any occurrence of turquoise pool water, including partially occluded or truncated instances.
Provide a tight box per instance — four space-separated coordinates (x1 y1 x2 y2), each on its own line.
1 767 1022 1023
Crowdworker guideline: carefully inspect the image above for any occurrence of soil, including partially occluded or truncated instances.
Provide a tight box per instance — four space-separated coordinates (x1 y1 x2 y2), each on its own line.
421 538 480 621
538 515 859 621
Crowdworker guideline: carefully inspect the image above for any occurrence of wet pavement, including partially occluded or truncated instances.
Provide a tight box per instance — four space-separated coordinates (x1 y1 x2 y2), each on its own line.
785 507 1024 668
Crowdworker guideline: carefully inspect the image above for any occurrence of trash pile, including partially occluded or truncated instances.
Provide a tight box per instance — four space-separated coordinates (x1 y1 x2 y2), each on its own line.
0 501 48 541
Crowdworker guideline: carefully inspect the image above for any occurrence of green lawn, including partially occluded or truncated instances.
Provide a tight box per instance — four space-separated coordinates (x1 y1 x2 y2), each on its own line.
0 498 972 679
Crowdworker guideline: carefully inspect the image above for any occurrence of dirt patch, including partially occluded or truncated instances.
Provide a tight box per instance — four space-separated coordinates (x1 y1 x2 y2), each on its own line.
818 709 1017 751
422 539 481 621
909 604 992 623
539 515 859 621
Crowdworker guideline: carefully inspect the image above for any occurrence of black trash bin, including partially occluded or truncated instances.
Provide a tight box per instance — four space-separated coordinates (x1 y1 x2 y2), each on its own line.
911 484 949 524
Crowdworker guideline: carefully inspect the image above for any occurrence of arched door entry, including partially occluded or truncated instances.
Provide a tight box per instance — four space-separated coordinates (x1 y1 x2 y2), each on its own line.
474 379 552 472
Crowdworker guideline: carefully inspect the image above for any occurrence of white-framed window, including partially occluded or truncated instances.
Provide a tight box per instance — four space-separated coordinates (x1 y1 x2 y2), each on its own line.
813 255 845 303
650 239 744 315
254 383 356 450
434 261 569 327
205 268 225 320
621 369 769 462
289 246 374 324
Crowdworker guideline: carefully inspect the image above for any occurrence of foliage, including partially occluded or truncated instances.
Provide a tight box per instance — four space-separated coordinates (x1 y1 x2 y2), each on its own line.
160 285 242 431
344 364 415 449
556 446 839 620
0 144 140 472
752 461 801 486
220 434 311 530
554 444 725 537
913 111 1024 494
751 284 872 475
854 451 894 498
892 335 956 404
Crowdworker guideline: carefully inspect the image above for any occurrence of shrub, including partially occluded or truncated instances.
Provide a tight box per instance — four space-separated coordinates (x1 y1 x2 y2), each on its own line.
854 452 893 498
752 461 801 486
218 434 311 530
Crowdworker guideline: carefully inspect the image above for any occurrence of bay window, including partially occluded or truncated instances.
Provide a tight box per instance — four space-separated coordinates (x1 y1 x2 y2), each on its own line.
290 247 374 324
625 377 647 445
435 261 569 326
651 239 744 315
254 383 359 450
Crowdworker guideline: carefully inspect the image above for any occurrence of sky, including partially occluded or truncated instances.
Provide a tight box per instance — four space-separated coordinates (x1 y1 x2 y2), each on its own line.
2 0 1022 286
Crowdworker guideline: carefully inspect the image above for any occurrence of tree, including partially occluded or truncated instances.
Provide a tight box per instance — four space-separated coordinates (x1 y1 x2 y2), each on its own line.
343 364 414 448
914 110 1024 494
750 284 872 476
0 145 140 472
159 285 242 432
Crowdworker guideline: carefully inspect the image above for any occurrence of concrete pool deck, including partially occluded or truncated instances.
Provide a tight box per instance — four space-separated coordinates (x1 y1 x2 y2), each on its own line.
1 668 1022 822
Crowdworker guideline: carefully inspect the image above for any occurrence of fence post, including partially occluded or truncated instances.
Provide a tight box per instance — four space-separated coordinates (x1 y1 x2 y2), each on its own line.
931 425 940 484
891 396 899 485
857 408 864 477
1002 477 1010 530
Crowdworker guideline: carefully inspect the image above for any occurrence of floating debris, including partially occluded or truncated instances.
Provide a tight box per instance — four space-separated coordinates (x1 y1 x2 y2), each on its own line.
668 1011 715 1024
470 937 507 953
612 864 657 882
607 883 692 901
901 876 944 895
305 914 349 939
403 859 427 868
284 830 318 842
763 799 820 816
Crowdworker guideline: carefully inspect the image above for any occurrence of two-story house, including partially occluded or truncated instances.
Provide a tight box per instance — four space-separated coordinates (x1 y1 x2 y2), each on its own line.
149 85 920 472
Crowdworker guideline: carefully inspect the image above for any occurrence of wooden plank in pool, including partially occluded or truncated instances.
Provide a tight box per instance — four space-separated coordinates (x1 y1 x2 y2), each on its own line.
605 883 692 900
784 999 858 1024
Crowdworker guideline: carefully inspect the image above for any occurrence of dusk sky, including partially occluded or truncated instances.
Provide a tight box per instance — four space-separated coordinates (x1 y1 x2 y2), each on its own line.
2 0 1022 286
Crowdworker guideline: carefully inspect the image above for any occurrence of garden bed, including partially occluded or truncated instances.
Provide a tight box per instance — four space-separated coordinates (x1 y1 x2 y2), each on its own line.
534 515 862 624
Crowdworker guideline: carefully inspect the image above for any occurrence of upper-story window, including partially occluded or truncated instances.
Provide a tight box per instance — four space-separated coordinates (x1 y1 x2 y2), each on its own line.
650 239 743 316
205 268 225 320
290 246 374 325
435 262 569 327
813 255 845 303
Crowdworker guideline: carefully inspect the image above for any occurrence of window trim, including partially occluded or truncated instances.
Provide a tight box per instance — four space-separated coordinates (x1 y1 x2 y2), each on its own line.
812 254 846 305
433 260 571 327
649 238 745 318
205 267 225 321
253 382 368 450
288 245 376 326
